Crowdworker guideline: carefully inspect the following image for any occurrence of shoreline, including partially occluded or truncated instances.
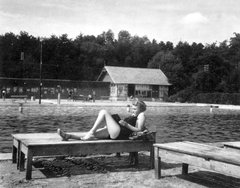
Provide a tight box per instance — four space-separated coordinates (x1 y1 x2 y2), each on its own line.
1 98 240 109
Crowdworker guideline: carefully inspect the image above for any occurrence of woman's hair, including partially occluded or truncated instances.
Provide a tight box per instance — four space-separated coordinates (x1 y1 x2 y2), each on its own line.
132 100 147 112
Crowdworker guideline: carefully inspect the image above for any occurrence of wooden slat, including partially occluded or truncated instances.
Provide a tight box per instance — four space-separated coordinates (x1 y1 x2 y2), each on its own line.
158 149 240 178
28 142 153 156
24 139 148 146
12 133 151 146
12 132 88 140
154 142 240 166
224 142 240 149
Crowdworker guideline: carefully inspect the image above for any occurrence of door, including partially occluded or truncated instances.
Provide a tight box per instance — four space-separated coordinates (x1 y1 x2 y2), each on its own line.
152 85 159 98
128 84 135 97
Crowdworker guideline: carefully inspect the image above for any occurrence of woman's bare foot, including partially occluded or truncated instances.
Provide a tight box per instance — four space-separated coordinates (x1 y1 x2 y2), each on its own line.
57 128 70 141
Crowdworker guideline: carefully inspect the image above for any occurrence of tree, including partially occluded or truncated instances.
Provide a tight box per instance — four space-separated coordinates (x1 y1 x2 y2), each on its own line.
192 54 230 92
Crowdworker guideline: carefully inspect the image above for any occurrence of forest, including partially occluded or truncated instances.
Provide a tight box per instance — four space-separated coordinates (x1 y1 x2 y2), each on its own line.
1 30 240 102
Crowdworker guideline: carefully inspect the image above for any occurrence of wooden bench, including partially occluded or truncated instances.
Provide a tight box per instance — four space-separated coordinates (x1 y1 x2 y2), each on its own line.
11 95 28 103
224 142 240 151
154 141 240 179
12 132 156 180
100 96 112 101
72 95 87 101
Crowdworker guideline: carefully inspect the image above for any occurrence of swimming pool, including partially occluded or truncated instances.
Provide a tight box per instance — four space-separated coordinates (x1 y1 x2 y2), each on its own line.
1 105 240 153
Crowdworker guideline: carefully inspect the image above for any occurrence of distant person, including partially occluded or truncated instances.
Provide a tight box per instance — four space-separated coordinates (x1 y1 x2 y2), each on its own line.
92 90 96 102
68 89 72 101
57 100 147 141
88 94 92 101
2 89 6 101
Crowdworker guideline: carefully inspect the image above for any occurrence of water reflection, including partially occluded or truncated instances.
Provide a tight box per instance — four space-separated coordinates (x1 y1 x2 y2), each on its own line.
1 105 240 153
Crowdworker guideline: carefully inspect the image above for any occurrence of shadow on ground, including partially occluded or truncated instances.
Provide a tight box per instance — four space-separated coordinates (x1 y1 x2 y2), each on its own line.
160 161 240 188
175 171 240 188
32 152 152 178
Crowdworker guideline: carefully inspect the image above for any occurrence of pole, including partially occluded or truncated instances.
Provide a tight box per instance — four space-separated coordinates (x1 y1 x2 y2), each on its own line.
57 85 61 105
39 38 43 104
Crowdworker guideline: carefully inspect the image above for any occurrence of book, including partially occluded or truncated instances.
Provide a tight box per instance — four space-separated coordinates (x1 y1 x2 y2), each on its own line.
111 114 121 123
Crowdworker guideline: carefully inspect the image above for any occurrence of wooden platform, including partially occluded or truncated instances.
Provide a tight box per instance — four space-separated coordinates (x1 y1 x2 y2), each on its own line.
154 141 240 179
11 95 28 103
224 142 240 150
72 95 87 101
12 132 156 180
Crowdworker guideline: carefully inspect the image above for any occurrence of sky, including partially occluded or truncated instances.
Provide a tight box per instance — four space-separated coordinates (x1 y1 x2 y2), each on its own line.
0 0 240 45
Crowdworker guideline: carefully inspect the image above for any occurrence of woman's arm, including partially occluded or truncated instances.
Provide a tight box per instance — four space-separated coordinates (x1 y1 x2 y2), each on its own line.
119 112 146 132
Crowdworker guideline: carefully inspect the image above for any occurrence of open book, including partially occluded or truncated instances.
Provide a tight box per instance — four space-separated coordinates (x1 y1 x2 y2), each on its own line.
111 114 121 123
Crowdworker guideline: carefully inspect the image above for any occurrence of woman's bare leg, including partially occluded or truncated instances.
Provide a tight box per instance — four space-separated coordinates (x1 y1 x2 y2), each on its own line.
83 110 121 140
57 129 81 141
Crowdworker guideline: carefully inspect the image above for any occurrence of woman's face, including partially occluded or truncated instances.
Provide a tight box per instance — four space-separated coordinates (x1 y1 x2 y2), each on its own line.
131 103 140 115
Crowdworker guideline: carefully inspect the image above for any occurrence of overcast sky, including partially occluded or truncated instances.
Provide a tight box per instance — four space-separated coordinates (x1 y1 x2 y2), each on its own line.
1 0 240 45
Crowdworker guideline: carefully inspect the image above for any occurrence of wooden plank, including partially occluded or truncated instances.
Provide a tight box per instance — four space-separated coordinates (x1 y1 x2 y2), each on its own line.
19 137 151 146
182 163 189 175
12 145 17 163
19 148 25 171
26 141 153 157
25 139 150 146
13 138 19 147
158 149 240 178
17 140 21 170
26 149 33 180
12 132 88 140
150 144 154 169
154 142 240 166
224 142 240 149
154 147 161 179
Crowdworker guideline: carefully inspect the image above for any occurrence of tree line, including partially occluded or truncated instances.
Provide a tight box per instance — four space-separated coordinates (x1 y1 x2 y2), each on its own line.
1 30 240 99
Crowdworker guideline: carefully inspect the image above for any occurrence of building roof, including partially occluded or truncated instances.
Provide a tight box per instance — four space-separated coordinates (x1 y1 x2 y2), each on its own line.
97 66 171 85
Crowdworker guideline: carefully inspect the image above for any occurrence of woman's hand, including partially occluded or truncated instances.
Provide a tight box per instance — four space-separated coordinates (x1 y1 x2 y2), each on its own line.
119 120 128 127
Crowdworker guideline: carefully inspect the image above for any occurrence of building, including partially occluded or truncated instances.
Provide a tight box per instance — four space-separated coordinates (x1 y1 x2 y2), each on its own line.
0 77 110 100
97 66 171 101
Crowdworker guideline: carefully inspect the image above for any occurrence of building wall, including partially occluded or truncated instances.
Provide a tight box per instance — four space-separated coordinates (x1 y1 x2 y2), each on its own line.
110 84 128 100
102 74 112 82
109 83 169 101
0 78 110 100
159 85 169 98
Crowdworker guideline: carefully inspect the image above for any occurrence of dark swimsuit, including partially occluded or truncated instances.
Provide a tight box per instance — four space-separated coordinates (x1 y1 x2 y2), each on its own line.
115 115 138 140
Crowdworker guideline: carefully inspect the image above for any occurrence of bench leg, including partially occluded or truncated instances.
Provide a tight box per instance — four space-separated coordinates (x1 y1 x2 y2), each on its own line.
129 152 138 165
154 147 161 179
129 152 133 163
19 151 25 171
150 146 154 169
133 152 138 165
17 141 21 169
12 145 17 163
182 163 189 175
26 149 33 180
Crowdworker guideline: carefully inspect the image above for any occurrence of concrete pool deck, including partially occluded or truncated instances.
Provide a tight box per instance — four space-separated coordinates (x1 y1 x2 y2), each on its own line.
1 98 240 110
0 98 197 107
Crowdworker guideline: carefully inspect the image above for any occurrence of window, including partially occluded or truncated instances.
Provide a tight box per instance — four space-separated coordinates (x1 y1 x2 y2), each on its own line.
135 84 151 97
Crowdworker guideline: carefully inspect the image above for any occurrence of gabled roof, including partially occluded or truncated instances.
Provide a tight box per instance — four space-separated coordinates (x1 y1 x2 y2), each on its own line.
97 66 171 85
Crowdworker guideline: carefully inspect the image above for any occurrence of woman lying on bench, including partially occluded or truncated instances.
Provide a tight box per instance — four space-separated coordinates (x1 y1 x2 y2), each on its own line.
57 99 147 141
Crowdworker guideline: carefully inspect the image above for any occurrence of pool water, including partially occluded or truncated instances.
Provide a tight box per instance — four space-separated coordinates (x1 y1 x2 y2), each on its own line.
1 105 240 153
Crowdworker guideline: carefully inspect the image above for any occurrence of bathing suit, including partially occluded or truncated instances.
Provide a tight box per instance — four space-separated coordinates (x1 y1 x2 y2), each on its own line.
115 115 138 140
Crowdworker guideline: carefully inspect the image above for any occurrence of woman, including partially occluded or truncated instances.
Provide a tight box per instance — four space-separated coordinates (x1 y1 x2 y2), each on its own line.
57 100 147 141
